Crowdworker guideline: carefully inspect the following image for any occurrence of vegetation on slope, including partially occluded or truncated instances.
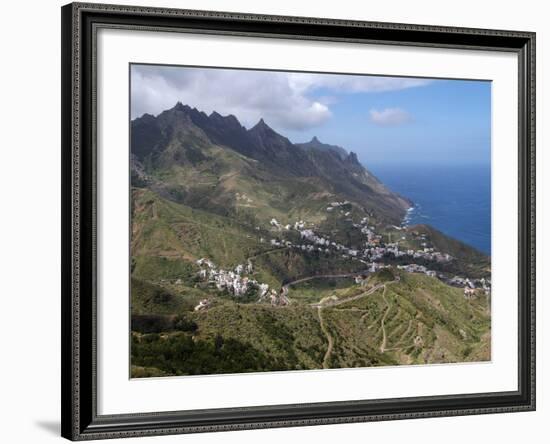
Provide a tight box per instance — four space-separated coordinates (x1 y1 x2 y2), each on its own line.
131 270 490 377
128 104 492 378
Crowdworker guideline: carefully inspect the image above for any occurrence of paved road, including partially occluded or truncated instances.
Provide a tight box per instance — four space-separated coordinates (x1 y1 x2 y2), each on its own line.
311 282 386 308
281 272 366 300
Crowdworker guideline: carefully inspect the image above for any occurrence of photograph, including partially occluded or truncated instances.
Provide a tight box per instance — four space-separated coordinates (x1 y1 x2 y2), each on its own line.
129 64 492 378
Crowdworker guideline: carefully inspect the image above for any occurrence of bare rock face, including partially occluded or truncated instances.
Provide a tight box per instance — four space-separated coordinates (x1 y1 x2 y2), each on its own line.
131 103 411 224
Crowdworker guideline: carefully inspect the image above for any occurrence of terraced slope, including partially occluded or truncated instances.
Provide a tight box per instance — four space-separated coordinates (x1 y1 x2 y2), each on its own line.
129 104 491 377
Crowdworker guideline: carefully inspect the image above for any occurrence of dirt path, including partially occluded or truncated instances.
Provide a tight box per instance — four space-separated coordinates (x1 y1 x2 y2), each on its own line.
387 308 403 338
384 319 413 353
317 306 334 369
276 273 397 367
394 320 413 348
313 281 392 369
379 286 391 353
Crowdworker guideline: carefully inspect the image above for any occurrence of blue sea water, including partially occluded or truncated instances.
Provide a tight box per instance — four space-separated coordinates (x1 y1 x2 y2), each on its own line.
369 164 491 255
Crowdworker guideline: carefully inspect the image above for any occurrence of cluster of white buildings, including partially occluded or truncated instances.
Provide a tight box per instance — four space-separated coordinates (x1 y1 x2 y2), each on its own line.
196 258 289 307
266 212 454 271
259 288 290 306
447 275 492 298
364 245 392 261
270 239 293 248
274 215 490 299
354 217 381 244
361 244 451 264
298 228 362 258
191 206 488 308
448 275 475 288
361 262 392 273
299 229 330 245
397 263 437 277
326 200 351 212
403 247 453 263
270 218 295 231
196 258 266 299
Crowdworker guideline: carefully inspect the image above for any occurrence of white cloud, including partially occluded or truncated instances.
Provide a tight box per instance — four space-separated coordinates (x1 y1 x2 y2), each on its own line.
131 65 428 132
131 66 331 130
369 108 413 126
288 73 431 94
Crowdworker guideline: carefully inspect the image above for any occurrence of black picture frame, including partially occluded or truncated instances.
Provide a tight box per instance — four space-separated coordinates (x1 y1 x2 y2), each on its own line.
61 2 536 440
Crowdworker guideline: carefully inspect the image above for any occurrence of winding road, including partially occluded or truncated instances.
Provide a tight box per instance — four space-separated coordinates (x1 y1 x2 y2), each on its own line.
310 280 395 367
276 269 399 368
280 272 367 301
317 279 399 365
312 283 385 308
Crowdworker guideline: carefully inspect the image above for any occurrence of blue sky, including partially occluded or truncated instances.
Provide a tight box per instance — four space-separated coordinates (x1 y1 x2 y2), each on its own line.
131 65 491 167
287 79 491 166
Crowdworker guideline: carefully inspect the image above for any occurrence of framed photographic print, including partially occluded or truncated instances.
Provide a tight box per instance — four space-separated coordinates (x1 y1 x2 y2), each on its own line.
61 2 536 440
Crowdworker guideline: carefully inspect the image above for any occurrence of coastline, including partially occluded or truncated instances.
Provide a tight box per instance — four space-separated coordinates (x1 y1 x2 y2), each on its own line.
370 164 491 256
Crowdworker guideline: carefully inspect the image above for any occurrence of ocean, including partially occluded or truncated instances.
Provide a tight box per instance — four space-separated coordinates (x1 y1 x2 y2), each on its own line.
370 164 491 256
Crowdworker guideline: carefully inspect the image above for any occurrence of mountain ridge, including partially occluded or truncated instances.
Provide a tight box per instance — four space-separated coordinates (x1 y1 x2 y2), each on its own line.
296 136 349 160
129 103 491 378
131 103 411 226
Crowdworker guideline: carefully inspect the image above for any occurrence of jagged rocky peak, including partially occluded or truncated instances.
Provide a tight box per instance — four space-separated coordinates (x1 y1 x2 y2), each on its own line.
209 110 243 129
346 151 361 165
173 101 191 112
251 118 271 131
296 135 348 160
130 103 412 223
171 102 209 119
248 118 293 147
137 112 156 123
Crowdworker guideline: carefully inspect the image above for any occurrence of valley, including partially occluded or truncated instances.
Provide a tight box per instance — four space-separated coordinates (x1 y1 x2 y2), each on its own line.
130 103 491 377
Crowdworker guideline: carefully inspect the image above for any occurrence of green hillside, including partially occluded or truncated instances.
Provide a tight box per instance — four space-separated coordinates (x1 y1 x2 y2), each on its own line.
129 103 492 378
131 270 490 376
